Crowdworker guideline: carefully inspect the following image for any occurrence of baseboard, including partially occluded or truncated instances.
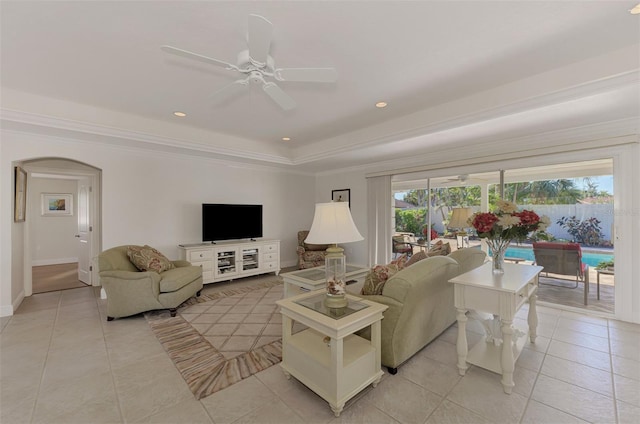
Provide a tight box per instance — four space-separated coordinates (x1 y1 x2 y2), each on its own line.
0 304 14 317
32 258 78 266
0 289 25 317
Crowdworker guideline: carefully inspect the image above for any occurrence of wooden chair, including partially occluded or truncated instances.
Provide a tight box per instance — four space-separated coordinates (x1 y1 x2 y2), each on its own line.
532 242 590 305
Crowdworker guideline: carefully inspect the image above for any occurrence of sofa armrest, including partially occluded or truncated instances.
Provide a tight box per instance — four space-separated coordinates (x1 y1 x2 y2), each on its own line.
296 246 306 255
171 260 192 268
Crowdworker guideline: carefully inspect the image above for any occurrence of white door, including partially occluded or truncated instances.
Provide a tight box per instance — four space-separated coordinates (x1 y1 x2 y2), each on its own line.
77 180 92 284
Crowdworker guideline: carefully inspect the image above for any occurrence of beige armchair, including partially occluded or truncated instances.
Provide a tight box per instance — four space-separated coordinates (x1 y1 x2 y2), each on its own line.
296 230 330 269
98 245 203 321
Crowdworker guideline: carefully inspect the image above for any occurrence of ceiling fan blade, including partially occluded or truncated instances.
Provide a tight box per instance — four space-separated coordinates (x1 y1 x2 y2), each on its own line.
247 14 273 65
263 82 296 111
211 79 249 103
161 45 238 71
275 68 338 83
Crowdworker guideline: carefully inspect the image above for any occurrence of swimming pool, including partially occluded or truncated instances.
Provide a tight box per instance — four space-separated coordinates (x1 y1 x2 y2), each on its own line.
500 245 614 267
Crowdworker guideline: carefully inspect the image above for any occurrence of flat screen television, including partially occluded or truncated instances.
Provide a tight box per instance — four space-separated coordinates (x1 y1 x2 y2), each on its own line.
202 203 263 242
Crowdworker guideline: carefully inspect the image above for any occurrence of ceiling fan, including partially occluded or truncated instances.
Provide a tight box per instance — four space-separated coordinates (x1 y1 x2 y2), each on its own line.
161 14 337 111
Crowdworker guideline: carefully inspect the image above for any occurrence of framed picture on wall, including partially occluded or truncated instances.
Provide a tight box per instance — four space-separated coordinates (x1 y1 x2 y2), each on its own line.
331 188 351 208
41 193 73 216
14 166 27 222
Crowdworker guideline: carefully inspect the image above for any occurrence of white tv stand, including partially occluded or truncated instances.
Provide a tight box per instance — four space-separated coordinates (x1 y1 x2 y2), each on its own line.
178 239 280 285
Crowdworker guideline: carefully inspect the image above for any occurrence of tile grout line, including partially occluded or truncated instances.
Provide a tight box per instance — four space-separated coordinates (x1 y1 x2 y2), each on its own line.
30 291 63 424
607 320 620 424
96 287 127 424
518 300 559 423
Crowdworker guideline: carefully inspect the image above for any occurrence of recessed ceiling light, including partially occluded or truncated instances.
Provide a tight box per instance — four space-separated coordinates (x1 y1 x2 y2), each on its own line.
173 111 187 117
282 137 291 141
375 102 388 108
631 3 640 14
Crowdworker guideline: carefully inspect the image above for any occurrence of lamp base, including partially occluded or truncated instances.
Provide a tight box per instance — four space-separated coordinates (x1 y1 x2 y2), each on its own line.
324 294 348 309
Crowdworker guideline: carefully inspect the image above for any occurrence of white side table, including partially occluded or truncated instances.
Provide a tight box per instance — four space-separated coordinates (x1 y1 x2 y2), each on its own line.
281 264 369 297
449 262 542 394
276 290 387 416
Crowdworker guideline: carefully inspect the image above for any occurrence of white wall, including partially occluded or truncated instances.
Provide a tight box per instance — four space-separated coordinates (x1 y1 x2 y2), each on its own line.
29 177 78 265
314 169 369 267
1 130 316 315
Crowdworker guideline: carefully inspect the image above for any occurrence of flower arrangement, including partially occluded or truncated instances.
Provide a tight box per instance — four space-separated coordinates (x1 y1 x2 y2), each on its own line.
468 200 550 273
468 200 550 242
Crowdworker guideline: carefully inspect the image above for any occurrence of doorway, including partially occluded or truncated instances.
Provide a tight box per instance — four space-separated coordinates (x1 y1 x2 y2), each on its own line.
23 158 101 296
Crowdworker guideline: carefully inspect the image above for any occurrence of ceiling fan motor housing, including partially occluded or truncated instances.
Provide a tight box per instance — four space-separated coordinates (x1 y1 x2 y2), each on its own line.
237 50 274 73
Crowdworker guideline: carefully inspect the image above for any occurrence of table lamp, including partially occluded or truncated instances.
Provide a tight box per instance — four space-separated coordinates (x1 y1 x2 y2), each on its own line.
449 207 473 249
305 202 363 308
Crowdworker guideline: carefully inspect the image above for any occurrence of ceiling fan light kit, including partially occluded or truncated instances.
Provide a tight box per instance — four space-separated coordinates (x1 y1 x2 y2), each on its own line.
162 14 337 111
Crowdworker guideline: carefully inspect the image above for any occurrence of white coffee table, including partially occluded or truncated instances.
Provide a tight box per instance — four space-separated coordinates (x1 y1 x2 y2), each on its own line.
276 290 387 416
281 264 369 297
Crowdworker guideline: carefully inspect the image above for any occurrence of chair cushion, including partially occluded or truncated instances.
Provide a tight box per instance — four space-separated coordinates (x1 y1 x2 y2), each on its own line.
159 266 201 293
127 245 175 273
303 242 329 251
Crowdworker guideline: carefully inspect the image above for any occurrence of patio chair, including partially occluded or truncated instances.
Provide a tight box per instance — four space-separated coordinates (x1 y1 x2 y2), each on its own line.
532 242 590 305
392 233 413 259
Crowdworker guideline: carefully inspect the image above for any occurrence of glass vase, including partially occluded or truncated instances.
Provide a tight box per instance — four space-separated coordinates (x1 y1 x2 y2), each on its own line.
487 238 511 274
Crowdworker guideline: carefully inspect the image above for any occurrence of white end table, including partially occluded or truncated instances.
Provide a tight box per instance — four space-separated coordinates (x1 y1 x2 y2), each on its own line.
281 264 369 297
449 262 542 394
276 290 387 416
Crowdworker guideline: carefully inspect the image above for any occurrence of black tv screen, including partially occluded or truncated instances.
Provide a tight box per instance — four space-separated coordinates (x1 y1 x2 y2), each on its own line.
202 204 263 242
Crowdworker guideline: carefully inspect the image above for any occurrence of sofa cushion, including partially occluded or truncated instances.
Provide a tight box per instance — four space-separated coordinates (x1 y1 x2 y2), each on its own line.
159 266 201 293
405 250 427 267
361 263 403 295
361 255 407 295
127 245 175 273
427 241 451 257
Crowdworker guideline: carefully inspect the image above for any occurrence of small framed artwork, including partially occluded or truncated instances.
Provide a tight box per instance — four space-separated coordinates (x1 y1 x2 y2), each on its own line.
331 188 351 208
14 166 27 222
41 193 73 216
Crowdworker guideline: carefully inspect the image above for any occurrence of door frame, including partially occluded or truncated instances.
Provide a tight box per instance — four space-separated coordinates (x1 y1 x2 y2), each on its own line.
22 161 102 296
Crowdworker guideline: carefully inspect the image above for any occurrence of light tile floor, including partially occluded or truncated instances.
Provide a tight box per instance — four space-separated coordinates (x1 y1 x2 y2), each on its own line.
1 281 639 424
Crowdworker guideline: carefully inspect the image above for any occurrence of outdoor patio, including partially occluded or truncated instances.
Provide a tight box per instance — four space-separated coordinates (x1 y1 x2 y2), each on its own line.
411 238 615 315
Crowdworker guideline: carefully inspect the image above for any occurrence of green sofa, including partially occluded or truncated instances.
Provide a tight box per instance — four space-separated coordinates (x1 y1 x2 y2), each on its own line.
98 245 203 321
357 248 487 374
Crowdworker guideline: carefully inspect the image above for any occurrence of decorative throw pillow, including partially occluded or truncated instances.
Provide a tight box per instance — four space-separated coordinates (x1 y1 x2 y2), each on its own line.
127 245 175 273
405 250 427 267
427 241 451 257
361 263 402 296
391 253 408 268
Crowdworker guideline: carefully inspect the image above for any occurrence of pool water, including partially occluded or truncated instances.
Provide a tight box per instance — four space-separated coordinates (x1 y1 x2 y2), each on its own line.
501 245 614 267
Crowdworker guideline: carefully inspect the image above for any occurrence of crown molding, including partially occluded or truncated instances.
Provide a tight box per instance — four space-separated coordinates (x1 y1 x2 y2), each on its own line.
0 108 294 166
292 71 640 165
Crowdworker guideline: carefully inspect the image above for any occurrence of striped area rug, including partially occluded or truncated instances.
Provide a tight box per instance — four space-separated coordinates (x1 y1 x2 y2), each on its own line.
145 280 283 400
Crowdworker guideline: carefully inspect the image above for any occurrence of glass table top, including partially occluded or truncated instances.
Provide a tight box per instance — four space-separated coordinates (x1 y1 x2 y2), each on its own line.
292 265 367 282
295 293 369 320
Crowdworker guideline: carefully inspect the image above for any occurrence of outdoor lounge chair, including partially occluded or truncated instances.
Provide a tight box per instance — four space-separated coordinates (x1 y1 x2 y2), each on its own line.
392 233 414 259
532 242 590 305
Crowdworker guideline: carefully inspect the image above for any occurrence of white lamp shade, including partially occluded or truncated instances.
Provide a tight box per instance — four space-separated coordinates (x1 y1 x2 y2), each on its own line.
449 207 473 229
305 202 363 245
